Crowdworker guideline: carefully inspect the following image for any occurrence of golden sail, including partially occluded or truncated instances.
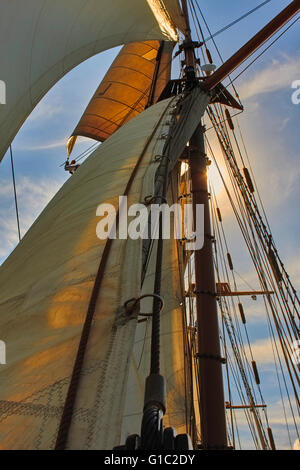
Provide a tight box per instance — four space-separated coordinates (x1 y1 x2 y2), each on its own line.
67 40 174 155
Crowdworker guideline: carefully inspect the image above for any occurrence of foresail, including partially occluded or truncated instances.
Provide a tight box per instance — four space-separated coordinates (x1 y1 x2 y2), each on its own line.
0 86 209 449
67 40 174 155
0 0 184 163
0 98 175 449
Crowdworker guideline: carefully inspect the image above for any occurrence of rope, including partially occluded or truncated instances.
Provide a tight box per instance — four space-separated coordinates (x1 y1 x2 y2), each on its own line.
124 294 164 316
192 0 242 103
211 187 271 434
150 154 169 375
141 406 163 450
59 141 100 167
204 0 273 43
228 15 300 85
206 107 300 432
9 145 21 242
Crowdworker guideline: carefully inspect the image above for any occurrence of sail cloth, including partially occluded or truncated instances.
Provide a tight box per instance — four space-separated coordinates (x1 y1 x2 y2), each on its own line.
147 0 187 36
67 40 174 155
0 88 209 449
0 0 185 163
121 173 193 440
0 98 176 450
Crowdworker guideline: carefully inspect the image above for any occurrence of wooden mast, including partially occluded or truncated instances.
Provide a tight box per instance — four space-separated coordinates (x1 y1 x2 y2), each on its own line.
189 127 229 449
180 0 300 449
181 0 228 450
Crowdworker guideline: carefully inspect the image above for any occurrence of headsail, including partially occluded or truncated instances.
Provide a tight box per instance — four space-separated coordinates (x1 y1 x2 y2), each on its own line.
67 40 174 155
0 87 209 449
0 98 174 449
0 0 185 163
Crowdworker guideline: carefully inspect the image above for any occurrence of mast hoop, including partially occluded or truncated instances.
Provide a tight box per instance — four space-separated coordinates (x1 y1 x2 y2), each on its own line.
144 195 168 205
152 154 170 163
124 294 164 316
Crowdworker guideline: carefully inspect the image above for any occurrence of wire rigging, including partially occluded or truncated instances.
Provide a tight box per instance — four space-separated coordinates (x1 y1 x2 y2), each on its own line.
204 0 273 43
180 2 300 448
205 103 300 442
226 15 300 85
9 145 21 242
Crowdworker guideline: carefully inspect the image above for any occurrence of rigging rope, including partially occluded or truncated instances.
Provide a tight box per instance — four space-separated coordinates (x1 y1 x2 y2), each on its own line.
9 145 21 242
208 105 300 318
211 203 269 447
181 3 299 444
205 107 300 439
204 0 273 43
211 187 272 432
191 0 242 104
226 15 300 85
60 47 179 168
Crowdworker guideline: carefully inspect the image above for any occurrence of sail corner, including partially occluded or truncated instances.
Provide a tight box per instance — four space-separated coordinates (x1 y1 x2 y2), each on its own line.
146 0 186 41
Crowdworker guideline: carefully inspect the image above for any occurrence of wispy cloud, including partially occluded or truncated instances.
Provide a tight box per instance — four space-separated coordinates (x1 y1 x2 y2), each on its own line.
239 54 300 101
26 99 63 123
19 138 68 151
16 134 95 152
0 175 65 263
233 396 298 449
246 336 282 365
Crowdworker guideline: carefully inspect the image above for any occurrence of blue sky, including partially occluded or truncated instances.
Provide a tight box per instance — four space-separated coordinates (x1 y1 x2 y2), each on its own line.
0 0 299 449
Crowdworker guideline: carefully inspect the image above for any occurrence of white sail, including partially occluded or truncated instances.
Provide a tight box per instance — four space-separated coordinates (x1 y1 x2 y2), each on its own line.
0 85 209 448
0 97 174 449
0 0 184 163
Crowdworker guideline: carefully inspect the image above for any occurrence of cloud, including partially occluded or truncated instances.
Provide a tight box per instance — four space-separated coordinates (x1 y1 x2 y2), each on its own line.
284 251 300 288
0 175 65 264
239 55 300 101
26 99 63 123
245 336 282 365
16 134 95 152
20 138 68 151
233 396 298 449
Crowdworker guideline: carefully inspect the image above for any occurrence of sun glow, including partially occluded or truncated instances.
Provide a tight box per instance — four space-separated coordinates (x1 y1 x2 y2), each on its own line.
207 160 226 198
180 160 225 198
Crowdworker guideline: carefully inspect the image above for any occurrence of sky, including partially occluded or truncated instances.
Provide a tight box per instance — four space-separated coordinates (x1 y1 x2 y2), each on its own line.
0 0 299 449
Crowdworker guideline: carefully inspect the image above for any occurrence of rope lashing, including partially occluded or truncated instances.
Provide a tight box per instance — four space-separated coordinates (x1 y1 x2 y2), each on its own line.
196 353 227 364
194 290 217 298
